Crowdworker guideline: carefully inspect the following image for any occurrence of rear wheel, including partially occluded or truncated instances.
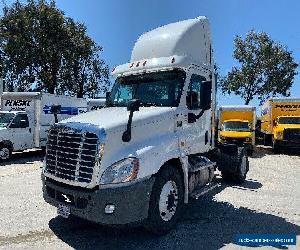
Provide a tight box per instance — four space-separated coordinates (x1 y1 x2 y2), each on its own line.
0 145 11 161
144 165 184 235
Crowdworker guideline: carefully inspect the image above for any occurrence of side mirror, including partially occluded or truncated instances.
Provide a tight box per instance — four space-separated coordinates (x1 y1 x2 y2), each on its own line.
105 91 111 106
127 99 140 112
50 105 61 114
273 120 277 127
50 105 61 123
200 80 212 110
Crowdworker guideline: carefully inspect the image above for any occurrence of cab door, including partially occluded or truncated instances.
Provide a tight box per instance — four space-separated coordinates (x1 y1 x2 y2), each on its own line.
182 69 213 155
9 114 34 150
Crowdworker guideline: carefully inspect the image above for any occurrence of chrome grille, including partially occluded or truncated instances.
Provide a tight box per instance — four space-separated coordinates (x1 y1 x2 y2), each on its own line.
45 128 98 183
283 128 300 142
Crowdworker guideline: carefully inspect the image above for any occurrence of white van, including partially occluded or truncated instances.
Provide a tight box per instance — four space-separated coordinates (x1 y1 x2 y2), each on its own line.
0 92 87 160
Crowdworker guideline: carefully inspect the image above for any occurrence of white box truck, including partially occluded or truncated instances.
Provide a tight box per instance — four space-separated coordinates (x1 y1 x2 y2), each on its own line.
42 17 249 234
87 98 106 111
0 92 87 160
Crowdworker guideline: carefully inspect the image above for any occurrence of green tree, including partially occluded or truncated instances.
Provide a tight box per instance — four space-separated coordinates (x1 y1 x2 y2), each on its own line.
221 30 298 104
0 0 109 96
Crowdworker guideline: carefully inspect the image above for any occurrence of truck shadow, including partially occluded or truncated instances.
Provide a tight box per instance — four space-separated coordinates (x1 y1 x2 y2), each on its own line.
252 145 300 158
0 149 44 166
250 145 274 159
48 180 299 250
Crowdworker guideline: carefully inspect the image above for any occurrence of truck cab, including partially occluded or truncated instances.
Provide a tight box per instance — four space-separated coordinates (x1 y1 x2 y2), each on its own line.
272 116 300 150
218 106 256 156
42 17 249 234
261 98 300 152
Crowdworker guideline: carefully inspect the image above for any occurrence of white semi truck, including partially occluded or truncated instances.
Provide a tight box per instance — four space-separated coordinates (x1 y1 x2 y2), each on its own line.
42 17 249 234
0 92 87 160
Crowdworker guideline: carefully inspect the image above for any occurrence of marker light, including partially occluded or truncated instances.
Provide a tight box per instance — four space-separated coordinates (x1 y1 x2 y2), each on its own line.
130 63 134 68
136 62 140 67
143 60 147 66
171 57 175 63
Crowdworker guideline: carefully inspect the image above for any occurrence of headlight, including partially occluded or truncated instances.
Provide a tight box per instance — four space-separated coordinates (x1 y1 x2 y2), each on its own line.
220 136 226 141
100 158 139 185
99 143 105 159
245 137 251 142
277 132 283 139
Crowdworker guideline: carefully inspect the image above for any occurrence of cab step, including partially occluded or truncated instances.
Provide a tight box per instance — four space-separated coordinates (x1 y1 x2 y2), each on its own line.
189 182 221 199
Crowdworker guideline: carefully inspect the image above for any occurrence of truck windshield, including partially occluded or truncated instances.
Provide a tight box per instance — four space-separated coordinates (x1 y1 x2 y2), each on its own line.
109 70 186 107
0 113 15 128
278 116 300 124
223 121 250 132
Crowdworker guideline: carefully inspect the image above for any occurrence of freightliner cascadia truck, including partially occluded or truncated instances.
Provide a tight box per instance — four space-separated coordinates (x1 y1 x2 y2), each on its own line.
261 97 300 153
218 106 256 156
0 92 87 161
42 17 249 234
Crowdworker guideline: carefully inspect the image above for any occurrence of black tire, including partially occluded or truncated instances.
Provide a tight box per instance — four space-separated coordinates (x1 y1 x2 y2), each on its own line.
232 147 249 184
144 165 184 235
221 171 233 182
272 138 281 154
247 148 254 157
220 147 249 184
0 145 12 161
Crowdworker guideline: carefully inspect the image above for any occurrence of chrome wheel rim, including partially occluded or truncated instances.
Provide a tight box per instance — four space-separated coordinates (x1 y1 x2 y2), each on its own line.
0 148 10 160
159 180 178 221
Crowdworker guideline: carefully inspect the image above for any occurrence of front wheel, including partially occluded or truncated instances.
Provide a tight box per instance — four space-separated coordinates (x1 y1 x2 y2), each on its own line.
0 145 12 161
233 147 249 184
272 138 281 154
220 147 249 184
144 165 184 235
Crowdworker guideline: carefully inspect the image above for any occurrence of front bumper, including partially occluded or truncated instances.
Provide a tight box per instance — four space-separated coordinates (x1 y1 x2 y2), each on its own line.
42 174 155 225
276 140 300 149
218 140 253 151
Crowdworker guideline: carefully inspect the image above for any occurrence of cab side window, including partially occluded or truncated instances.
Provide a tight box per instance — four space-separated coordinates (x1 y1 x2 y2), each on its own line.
186 74 206 110
10 114 29 128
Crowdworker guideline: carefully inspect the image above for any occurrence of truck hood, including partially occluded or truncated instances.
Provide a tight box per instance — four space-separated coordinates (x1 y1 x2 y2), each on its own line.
274 124 300 132
59 106 175 134
276 124 300 129
220 131 252 138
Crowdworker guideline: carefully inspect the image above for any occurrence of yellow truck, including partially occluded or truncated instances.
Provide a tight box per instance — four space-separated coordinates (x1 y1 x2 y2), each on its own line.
218 106 256 155
261 98 300 153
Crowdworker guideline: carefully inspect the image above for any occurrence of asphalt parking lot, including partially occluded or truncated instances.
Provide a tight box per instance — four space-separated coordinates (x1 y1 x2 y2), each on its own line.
0 147 299 249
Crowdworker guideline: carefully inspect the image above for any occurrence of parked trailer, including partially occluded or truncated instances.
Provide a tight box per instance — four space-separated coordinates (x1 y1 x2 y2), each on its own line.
218 106 256 155
42 17 249 234
261 97 300 152
0 92 87 160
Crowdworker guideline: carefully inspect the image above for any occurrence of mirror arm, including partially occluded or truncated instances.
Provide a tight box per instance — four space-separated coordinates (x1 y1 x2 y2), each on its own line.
122 99 140 142
188 109 206 123
122 110 134 142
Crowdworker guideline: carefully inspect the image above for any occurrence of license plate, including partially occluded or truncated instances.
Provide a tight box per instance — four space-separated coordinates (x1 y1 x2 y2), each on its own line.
57 204 70 218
